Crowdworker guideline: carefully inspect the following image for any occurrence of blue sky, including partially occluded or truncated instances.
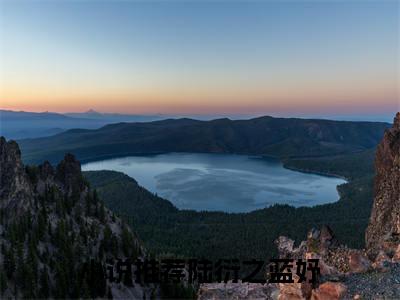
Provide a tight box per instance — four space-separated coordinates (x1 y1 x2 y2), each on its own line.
0 0 399 119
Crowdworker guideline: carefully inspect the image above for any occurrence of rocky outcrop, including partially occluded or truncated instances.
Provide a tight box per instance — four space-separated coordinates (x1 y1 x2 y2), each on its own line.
0 137 34 223
0 137 153 299
310 282 347 300
366 112 400 254
348 252 370 273
371 250 391 272
55 153 86 197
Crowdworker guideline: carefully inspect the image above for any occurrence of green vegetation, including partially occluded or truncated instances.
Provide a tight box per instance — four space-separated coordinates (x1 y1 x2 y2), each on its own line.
283 148 375 180
84 148 375 261
20 116 389 165
0 180 141 298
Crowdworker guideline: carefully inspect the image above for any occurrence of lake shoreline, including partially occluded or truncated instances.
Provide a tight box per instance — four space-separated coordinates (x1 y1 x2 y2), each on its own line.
82 152 346 213
281 164 349 181
77 150 349 182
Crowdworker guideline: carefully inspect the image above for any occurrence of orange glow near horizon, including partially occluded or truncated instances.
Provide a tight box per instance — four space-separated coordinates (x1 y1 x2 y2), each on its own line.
1 1 398 116
1 75 398 115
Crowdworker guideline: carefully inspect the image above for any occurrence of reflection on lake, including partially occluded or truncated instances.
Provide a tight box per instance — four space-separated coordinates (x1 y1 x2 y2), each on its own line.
82 153 346 213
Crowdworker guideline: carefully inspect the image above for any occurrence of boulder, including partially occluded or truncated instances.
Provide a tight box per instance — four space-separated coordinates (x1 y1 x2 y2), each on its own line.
348 252 371 273
276 236 295 256
305 252 339 277
275 236 307 259
311 282 347 300
278 275 309 300
320 226 339 251
372 250 391 272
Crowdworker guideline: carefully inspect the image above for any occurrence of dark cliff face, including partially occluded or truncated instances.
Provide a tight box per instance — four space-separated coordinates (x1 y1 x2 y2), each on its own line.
366 112 400 253
55 153 86 197
0 137 33 221
0 136 86 219
0 137 29 197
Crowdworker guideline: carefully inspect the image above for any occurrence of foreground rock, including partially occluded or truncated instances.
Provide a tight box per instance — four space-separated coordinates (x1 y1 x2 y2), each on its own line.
198 282 278 300
348 252 370 274
366 112 400 255
311 282 347 300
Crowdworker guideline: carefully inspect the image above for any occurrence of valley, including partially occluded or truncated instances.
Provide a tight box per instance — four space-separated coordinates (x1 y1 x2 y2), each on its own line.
16 115 382 262
81 153 345 212
18 116 389 165
83 148 374 262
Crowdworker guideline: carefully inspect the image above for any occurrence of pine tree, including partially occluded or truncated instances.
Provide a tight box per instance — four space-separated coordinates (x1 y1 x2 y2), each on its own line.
56 197 65 217
107 287 113 299
81 277 91 299
85 193 92 216
103 225 112 251
94 262 107 297
37 209 47 240
99 201 106 223
38 267 50 298
27 236 39 286
3 246 15 279
0 208 4 225
22 264 36 298
55 219 67 249
15 242 25 288
48 221 52 237
54 263 68 298
111 235 119 257
0 268 7 294
93 189 99 204
121 225 133 257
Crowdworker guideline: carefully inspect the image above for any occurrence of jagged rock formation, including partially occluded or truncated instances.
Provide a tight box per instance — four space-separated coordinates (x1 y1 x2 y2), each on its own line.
0 138 34 220
366 112 400 254
0 137 154 299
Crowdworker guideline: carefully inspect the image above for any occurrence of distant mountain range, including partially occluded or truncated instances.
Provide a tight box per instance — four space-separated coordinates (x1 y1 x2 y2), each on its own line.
19 115 390 164
64 109 165 122
0 109 165 139
1 108 394 140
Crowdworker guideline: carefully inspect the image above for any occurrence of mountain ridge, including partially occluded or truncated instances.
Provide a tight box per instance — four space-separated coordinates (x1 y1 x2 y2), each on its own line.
18 115 390 165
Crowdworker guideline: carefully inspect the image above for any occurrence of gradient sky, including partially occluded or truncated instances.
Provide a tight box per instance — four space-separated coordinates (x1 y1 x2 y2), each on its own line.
0 0 399 116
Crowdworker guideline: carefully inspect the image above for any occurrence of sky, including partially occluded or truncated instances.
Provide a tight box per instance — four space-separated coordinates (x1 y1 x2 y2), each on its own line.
0 0 399 118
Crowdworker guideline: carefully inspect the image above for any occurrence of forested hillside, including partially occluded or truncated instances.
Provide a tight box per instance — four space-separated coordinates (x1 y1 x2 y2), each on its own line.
19 116 389 164
0 138 149 299
84 148 375 261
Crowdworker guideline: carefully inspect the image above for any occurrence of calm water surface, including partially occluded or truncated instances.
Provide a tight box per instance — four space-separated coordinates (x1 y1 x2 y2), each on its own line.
82 153 346 213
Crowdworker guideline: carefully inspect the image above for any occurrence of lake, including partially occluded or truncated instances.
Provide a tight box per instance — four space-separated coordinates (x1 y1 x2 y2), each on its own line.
82 153 346 213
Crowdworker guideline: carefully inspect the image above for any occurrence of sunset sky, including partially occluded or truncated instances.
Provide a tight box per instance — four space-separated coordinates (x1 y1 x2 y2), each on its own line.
0 0 399 117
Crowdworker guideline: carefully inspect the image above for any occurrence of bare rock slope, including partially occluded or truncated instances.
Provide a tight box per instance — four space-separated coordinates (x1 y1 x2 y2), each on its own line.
366 112 400 254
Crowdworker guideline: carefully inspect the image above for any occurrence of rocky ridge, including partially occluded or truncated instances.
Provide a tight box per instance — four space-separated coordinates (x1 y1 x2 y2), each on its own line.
366 112 400 255
0 137 155 298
